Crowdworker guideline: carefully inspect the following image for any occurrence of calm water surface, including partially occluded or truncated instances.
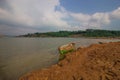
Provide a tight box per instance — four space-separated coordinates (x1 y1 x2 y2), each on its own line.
0 37 119 80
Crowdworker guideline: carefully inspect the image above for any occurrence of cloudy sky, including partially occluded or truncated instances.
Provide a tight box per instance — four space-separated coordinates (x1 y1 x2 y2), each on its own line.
0 0 120 35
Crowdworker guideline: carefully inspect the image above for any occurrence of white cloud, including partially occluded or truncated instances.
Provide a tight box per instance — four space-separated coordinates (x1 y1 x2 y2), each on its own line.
0 0 120 35
70 13 91 22
70 7 120 29
0 0 69 28
70 12 110 28
110 7 120 19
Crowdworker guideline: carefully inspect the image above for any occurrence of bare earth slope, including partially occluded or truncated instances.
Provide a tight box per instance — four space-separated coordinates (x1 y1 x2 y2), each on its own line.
19 42 120 80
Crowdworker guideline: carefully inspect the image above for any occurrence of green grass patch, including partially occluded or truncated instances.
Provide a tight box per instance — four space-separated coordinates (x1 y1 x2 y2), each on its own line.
59 49 74 61
59 49 74 55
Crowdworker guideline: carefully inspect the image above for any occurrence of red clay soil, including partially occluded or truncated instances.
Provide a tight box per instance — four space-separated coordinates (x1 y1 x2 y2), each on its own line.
19 42 120 80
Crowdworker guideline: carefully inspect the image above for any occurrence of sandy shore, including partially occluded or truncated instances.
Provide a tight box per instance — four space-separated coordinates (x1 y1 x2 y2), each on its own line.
19 42 120 80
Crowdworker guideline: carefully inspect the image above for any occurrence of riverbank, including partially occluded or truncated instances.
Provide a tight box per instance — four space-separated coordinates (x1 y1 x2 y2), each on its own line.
19 41 120 80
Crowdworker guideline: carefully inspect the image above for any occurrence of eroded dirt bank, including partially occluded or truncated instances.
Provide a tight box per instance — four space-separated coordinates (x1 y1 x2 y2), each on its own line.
19 42 120 80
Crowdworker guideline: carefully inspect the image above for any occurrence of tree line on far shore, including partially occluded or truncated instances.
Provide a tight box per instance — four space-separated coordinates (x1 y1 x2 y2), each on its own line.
19 29 120 38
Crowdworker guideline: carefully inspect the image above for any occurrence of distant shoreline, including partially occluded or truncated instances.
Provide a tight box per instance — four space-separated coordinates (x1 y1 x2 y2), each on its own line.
18 29 120 38
16 36 120 39
1 36 120 40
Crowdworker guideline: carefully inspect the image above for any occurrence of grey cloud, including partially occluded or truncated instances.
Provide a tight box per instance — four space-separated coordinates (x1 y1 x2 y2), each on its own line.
0 24 40 35
0 0 13 13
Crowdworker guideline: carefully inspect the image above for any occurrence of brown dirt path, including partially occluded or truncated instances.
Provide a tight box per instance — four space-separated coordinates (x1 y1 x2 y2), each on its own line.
19 42 120 80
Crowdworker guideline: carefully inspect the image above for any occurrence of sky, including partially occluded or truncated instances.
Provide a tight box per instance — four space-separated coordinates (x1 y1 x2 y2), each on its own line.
0 0 120 35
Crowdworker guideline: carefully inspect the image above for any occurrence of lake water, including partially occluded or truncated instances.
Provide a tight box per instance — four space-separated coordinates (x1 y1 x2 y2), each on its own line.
0 37 119 80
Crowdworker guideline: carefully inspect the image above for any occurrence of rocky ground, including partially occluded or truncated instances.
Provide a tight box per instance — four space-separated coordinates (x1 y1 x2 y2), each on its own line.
19 42 120 80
